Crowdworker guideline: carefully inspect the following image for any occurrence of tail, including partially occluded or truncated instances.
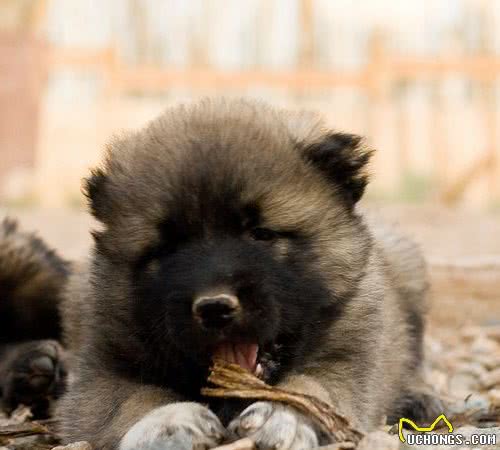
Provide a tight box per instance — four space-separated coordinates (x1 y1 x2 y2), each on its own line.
0 218 70 343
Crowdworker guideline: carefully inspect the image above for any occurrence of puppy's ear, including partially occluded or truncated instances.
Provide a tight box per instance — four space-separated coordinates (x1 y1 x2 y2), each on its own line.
83 168 109 222
303 132 373 205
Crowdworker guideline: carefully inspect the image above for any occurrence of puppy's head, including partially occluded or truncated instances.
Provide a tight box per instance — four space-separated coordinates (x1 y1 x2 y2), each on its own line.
85 98 373 380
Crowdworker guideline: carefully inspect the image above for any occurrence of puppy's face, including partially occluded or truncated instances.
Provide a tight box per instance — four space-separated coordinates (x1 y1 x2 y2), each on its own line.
86 99 372 380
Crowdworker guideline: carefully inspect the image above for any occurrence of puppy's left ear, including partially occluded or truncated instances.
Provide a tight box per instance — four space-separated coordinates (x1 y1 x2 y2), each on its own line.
302 132 373 206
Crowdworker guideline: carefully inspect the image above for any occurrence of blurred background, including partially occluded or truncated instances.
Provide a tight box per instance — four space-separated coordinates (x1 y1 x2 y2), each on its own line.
2 0 500 209
0 1 499 326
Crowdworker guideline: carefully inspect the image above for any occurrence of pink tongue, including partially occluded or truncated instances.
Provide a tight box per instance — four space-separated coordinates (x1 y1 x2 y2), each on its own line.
213 342 258 373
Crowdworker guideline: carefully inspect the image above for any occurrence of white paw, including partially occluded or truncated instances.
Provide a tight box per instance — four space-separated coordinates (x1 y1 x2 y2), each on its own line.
228 401 320 450
120 402 226 450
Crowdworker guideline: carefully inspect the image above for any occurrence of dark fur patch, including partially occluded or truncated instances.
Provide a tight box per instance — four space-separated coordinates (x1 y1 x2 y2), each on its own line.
0 218 69 343
83 168 109 223
303 133 373 205
389 390 444 425
404 305 425 368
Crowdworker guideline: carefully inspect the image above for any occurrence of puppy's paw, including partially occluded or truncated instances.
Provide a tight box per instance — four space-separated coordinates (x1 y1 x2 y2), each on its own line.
119 402 226 450
228 401 321 450
390 389 444 425
1 340 67 417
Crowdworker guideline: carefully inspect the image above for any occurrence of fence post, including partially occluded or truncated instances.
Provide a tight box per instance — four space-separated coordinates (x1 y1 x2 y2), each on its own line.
365 30 400 192
0 33 47 200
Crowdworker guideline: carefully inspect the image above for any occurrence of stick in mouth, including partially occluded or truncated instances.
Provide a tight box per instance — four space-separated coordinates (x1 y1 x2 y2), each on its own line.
202 360 365 445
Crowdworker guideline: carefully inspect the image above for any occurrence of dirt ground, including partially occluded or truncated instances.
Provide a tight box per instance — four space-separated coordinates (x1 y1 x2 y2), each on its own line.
0 203 499 449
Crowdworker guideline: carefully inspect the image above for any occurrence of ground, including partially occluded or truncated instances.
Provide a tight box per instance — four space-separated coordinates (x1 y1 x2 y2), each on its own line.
0 204 499 450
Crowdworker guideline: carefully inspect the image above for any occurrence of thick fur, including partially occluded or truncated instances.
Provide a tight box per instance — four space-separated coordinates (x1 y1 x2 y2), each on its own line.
0 218 69 416
0 218 69 342
56 98 437 449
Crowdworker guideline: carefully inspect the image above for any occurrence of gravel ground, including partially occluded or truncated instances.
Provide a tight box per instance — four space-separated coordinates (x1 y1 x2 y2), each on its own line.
2 325 499 450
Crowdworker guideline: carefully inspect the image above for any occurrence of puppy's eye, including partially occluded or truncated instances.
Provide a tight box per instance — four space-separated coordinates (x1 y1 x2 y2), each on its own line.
250 227 277 241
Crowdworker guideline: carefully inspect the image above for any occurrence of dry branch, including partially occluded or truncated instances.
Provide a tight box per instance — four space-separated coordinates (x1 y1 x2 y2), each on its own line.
0 420 50 444
436 405 500 430
202 360 364 445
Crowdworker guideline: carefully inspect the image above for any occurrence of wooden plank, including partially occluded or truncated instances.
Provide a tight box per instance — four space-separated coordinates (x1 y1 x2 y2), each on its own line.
46 49 500 90
115 67 365 91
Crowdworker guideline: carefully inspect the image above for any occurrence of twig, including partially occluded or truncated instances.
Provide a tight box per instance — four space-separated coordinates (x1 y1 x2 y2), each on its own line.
201 360 364 444
433 405 500 431
0 420 51 445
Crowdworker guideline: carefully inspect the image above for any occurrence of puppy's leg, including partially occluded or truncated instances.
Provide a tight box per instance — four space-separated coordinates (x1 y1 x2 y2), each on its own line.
229 401 324 450
229 367 361 450
120 402 226 450
0 340 67 418
58 371 226 450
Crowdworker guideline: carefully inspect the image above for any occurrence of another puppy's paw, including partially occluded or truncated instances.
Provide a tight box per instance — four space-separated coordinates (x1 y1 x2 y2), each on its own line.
229 401 322 450
1 340 67 417
119 402 226 450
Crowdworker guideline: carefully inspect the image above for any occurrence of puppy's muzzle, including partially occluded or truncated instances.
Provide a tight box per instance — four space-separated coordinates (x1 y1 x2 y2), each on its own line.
192 294 240 330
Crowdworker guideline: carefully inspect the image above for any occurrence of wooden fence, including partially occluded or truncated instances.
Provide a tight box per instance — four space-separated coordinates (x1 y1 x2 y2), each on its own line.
45 34 500 205
1 33 500 205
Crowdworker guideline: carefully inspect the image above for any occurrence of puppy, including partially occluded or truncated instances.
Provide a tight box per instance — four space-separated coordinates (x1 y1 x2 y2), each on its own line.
56 98 439 449
0 218 68 417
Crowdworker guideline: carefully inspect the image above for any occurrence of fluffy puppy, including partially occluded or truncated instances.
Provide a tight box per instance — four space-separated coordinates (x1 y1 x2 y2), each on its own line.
57 98 439 450
0 218 69 417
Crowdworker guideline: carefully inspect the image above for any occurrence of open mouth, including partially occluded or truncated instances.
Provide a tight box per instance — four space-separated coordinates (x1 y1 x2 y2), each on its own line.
212 342 263 377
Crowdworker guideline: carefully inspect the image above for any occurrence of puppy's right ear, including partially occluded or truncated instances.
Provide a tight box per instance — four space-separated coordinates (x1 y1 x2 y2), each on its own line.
83 168 109 222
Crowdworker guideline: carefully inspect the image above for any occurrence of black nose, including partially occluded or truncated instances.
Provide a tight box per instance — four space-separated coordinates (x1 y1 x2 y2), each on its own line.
192 294 240 329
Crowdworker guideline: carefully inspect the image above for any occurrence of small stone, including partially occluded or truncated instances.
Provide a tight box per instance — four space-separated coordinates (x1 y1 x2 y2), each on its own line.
474 354 500 370
426 369 448 394
470 336 500 354
479 325 500 342
480 367 500 389
425 335 444 354
52 442 92 450
10 405 32 423
356 430 399 450
448 372 480 396
462 326 483 341
455 361 487 378
447 393 490 415
488 388 500 406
